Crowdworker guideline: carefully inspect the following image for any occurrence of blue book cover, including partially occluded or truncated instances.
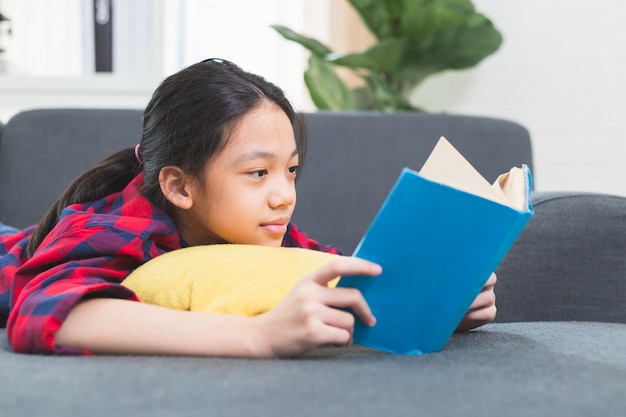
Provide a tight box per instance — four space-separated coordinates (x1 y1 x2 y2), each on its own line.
337 137 534 354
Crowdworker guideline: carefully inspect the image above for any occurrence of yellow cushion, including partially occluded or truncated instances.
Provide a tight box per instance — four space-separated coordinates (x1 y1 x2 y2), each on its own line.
122 244 341 316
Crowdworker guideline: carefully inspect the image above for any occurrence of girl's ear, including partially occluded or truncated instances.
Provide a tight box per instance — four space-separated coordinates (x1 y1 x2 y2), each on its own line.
159 166 196 209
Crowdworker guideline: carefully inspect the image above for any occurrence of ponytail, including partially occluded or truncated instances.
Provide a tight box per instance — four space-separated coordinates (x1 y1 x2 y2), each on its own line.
26 147 141 256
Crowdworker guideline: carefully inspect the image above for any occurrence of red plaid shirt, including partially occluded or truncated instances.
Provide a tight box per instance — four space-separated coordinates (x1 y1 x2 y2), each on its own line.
0 174 340 354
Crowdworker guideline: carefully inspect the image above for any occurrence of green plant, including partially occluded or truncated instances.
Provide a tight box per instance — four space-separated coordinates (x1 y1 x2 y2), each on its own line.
271 0 503 112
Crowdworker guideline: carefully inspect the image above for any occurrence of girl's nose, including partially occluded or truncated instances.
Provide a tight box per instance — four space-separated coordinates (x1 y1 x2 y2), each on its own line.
269 177 296 208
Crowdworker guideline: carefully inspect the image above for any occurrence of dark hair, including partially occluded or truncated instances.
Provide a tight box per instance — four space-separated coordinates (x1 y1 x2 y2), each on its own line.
27 59 307 256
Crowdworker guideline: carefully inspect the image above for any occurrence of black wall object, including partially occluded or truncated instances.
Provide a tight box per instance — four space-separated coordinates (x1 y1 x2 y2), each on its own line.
94 0 112 72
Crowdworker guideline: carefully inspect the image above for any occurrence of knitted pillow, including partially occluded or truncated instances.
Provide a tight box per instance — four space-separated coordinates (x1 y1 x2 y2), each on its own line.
122 244 340 316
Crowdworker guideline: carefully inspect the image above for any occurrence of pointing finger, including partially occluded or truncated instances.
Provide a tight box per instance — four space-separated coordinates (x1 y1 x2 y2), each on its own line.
305 256 382 286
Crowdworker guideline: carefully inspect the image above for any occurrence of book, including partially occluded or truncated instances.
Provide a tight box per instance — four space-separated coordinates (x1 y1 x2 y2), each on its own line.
337 136 534 354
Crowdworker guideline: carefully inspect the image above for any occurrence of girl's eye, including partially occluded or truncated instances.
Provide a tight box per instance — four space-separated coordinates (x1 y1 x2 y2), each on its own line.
288 165 299 175
250 169 268 178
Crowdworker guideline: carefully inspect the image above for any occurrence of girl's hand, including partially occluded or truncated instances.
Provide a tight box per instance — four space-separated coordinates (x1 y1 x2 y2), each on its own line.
456 272 497 332
252 256 382 358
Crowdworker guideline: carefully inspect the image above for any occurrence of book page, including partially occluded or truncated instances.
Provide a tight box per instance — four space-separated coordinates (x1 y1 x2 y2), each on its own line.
419 137 526 209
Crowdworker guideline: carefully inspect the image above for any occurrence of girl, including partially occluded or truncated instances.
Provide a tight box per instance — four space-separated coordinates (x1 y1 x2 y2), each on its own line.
0 59 496 357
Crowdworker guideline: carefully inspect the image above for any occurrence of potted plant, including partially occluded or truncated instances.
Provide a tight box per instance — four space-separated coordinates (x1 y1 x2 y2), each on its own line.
271 0 502 112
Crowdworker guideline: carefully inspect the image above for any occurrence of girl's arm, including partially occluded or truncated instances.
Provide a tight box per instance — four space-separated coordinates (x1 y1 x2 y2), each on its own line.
56 256 382 358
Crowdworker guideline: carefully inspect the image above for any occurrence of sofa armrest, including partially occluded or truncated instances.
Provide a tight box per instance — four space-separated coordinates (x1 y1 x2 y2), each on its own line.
496 191 626 323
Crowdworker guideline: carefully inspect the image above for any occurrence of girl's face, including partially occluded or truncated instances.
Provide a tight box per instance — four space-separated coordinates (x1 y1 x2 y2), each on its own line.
177 102 299 247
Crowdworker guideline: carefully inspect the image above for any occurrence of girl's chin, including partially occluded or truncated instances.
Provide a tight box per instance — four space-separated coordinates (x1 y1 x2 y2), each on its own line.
259 238 285 248
231 236 284 247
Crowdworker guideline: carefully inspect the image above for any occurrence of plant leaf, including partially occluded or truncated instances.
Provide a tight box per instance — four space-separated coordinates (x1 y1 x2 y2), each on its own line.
339 1 502 78
393 2 503 71
331 38 409 74
270 25 333 56
443 15 503 68
347 0 393 39
271 0 502 113
304 55 354 110
404 14 502 70
400 1 466 38
363 71 421 112
350 86 379 110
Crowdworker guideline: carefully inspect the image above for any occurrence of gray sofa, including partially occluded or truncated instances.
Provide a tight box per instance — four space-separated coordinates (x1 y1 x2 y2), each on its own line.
1 109 625 416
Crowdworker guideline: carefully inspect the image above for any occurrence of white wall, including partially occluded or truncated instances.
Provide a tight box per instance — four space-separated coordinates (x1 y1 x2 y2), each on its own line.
411 0 626 196
0 0 84 76
0 0 310 119
1 0 625 196
161 0 310 108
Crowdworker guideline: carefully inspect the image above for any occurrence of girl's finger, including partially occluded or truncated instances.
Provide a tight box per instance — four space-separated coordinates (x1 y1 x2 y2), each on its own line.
318 286 376 327
467 288 496 312
319 307 356 334
463 305 497 322
315 322 352 347
305 257 382 286
483 273 497 289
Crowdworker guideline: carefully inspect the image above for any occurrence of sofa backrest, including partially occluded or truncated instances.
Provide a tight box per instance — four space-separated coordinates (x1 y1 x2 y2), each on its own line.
4 108 625 325
0 109 533 254
0 109 145 229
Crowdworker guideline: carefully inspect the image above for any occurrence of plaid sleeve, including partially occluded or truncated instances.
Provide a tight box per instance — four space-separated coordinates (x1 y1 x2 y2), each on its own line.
1 226 34 327
0 223 20 235
281 223 342 255
6 216 157 355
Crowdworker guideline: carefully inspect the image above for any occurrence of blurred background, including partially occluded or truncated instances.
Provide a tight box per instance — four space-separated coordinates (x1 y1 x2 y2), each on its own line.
0 0 624 196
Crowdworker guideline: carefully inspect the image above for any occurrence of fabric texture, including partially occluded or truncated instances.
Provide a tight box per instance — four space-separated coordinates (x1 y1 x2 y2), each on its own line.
1 321 625 417
2 174 180 354
496 191 626 323
0 109 145 229
0 223 18 235
123 244 340 315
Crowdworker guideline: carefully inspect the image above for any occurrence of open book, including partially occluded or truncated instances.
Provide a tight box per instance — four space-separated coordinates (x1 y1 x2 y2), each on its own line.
337 136 534 354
